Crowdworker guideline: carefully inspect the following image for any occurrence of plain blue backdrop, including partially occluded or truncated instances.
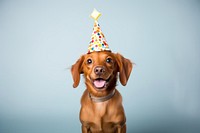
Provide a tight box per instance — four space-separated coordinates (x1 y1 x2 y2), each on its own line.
0 0 200 133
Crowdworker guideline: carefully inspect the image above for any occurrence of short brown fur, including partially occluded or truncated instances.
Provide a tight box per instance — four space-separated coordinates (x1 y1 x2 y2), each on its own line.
71 51 133 133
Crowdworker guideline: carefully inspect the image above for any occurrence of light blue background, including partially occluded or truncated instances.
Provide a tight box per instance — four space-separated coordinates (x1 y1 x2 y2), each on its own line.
0 0 200 133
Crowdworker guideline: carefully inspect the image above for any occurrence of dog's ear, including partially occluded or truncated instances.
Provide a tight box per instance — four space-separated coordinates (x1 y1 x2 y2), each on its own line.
115 53 133 86
71 55 84 88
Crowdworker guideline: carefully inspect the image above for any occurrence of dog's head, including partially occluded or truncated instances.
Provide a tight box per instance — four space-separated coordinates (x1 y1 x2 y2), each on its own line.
71 51 133 97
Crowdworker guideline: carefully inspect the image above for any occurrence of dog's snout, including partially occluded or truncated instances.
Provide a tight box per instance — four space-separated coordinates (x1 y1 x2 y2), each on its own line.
94 66 105 75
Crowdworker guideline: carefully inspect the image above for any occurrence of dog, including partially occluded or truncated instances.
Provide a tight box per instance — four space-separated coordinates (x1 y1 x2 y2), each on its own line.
71 51 133 133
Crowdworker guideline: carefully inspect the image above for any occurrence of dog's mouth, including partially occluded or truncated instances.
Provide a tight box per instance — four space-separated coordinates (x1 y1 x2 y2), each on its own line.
91 77 110 90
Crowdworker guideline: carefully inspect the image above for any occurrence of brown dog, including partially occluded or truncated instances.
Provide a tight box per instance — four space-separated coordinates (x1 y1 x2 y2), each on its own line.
71 51 132 133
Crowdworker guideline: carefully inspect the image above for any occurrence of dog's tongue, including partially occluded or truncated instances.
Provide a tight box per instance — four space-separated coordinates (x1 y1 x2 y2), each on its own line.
94 79 106 88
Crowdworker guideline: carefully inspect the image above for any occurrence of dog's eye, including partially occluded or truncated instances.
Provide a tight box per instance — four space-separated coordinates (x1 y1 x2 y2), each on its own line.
87 59 92 64
106 58 112 63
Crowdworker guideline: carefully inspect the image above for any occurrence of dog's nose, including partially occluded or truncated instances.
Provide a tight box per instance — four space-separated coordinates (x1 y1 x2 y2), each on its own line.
94 66 105 76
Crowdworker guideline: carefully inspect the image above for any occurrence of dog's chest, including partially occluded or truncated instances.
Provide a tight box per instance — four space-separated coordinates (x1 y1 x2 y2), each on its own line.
93 102 107 116
80 91 126 132
81 101 110 120
80 101 118 132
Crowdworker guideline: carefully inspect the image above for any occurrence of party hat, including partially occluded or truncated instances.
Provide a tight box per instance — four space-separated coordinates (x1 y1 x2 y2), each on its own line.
88 9 111 53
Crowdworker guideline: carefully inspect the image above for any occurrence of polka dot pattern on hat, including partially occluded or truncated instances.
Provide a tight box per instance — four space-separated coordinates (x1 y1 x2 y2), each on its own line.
88 21 110 53
87 9 111 53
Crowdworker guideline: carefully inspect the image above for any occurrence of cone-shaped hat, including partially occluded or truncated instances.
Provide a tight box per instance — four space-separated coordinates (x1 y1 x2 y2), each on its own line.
88 9 111 53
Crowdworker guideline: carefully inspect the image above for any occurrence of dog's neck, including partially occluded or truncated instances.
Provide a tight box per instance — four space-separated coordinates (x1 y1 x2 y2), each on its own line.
88 89 115 102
